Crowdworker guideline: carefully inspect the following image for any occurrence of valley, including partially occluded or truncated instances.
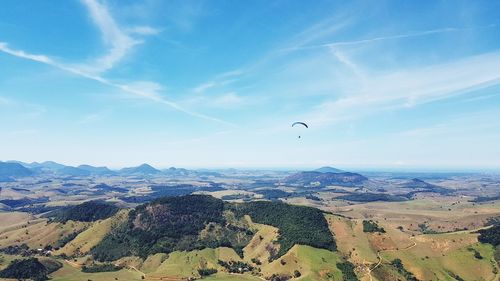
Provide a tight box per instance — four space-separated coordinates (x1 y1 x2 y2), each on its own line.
1 162 499 280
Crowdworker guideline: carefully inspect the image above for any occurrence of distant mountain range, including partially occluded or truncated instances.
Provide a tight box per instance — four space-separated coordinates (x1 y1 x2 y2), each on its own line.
0 162 33 179
0 160 248 179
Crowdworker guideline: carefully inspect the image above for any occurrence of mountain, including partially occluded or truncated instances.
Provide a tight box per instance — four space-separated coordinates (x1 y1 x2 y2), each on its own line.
283 171 368 187
77 165 116 176
400 178 453 195
119 163 161 175
56 166 91 177
34 161 68 171
90 195 335 262
403 178 437 189
314 166 344 173
162 167 190 176
0 162 33 178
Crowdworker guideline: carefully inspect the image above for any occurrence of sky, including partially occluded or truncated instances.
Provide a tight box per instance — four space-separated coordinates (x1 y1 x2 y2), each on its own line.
1 0 500 170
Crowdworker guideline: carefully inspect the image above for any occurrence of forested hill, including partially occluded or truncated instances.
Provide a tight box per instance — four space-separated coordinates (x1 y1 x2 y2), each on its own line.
230 200 336 257
90 195 336 261
47 201 119 222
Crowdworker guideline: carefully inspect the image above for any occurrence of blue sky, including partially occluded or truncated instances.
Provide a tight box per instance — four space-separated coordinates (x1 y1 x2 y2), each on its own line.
1 0 500 169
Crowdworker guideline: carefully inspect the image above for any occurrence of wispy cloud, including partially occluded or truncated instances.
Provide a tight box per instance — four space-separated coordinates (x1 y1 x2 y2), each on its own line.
78 111 106 125
282 25 498 52
192 82 215 94
306 51 500 125
0 42 233 126
77 0 161 74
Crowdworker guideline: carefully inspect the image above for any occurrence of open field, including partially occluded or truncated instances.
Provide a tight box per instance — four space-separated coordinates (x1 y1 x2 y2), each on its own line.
0 212 87 249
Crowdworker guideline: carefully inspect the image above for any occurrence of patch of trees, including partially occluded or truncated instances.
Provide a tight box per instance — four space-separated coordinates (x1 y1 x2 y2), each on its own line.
0 258 49 281
268 274 291 281
47 201 119 222
0 244 33 256
231 200 336 258
81 263 123 273
217 260 254 274
418 223 438 234
336 193 408 202
362 220 386 233
55 230 84 248
197 268 217 276
478 224 500 246
91 195 252 261
253 189 290 200
336 261 359 281
0 197 49 208
390 259 419 281
471 195 500 203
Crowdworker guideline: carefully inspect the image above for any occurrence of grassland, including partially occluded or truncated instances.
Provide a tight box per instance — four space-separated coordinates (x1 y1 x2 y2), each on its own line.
0 212 87 249
54 210 128 256
50 260 143 281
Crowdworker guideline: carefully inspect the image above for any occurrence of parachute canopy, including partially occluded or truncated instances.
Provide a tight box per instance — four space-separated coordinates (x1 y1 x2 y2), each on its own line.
292 122 308 128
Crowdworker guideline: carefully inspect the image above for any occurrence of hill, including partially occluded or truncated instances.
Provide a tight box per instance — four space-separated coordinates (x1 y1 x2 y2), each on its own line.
47 201 119 222
56 166 91 177
283 171 367 187
119 163 161 175
0 257 50 281
231 200 336 257
77 165 116 175
315 166 344 173
90 195 336 262
162 167 192 176
0 161 33 177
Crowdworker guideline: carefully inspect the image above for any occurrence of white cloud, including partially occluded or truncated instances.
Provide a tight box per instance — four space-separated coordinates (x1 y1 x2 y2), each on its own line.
78 0 139 74
212 92 245 108
126 26 161 36
306 51 500 126
0 42 52 64
285 25 498 52
0 43 233 126
192 82 215 94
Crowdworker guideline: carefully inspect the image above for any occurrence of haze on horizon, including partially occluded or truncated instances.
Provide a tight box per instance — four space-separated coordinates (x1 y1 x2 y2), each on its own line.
1 0 500 170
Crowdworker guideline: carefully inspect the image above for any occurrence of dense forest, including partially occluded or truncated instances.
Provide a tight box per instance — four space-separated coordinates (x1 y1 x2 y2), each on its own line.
478 224 500 246
47 201 119 222
91 195 253 261
90 195 336 261
231 200 336 258
0 258 49 281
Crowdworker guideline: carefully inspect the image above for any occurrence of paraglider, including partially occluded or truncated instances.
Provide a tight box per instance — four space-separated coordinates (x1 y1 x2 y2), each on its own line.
292 122 308 138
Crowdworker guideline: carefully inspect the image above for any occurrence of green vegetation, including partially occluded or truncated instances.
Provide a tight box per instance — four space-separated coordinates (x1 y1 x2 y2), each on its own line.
336 261 358 281
478 224 500 246
0 258 49 281
217 260 254 273
48 201 119 222
231 200 336 258
418 223 438 234
55 230 84 248
198 268 218 276
91 195 253 261
362 220 386 233
81 263 123 273
336 193 408 202
390 259 419 281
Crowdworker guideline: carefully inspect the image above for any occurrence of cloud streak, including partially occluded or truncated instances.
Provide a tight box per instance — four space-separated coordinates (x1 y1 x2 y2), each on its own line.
78 0 160 74
0 42 233 126
306 51 500 125
282 25 498 52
